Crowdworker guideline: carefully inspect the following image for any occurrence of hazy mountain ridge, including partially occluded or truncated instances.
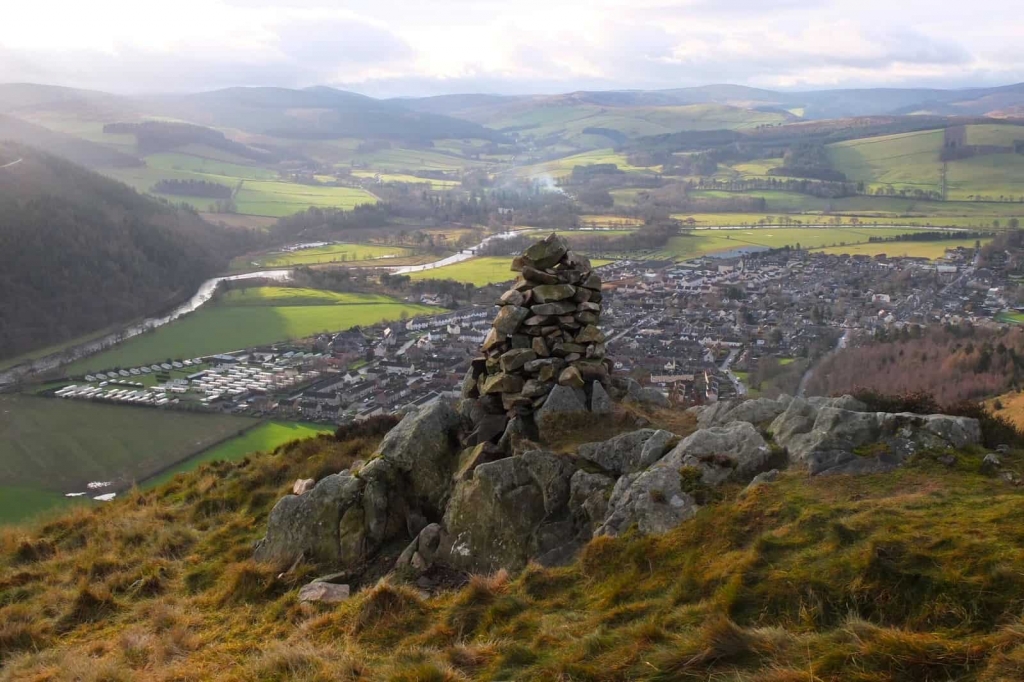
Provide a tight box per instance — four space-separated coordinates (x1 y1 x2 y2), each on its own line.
398 82 1024 122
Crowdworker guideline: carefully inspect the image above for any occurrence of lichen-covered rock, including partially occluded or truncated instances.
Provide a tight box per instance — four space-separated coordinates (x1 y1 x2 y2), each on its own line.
441 459 546 572
784 407 982 476
713 398 789 428
577 429 675 476
575 325 605 344
769 397 818 444
439 449 580 573
372 400 459 514
809 394 868 412
620 377 670 408
492 305 530 335
569 470 615 535
742 469 780 494
499 348 536 373
596 465 699 537
558 366 585 389
523 233 569 269
395 523 443 574
454 442 507 482
532 283 577 303
481 372 525 395
535 384 587 437
254 472 363 568
591 380 613 414
669 422 774 486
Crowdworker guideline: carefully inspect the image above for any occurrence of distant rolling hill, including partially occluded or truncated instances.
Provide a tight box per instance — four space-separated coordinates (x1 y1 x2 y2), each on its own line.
0 113 142 168
0 83 505 161
396 90 795 145
399 83 1024 130
0 142 251 361
143 86 504 143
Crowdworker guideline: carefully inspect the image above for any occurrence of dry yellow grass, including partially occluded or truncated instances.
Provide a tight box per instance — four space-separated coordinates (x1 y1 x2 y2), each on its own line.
2 409 1024 680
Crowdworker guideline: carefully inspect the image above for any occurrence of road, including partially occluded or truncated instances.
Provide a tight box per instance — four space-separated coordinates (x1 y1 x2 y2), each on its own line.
720 347 747 396
0 158 23 169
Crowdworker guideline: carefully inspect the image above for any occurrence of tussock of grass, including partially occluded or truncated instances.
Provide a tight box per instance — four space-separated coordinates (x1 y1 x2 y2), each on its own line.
217 561 282 606
3 429 1024 679
352 579 426 637
58 582 118 632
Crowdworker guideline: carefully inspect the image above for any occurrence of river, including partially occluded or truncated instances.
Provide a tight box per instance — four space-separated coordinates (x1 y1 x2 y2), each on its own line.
0 229 536 386
0 270 291 386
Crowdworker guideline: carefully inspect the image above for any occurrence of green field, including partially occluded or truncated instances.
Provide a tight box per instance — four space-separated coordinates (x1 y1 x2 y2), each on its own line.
144 420 333 489
965 124 1024 147
240 243 414 269
351 170 459 188
104 154 378 217
650 227 938 260
827 129 945 191
825 124 1024 201
234 181 378 217
63 287 435 374
997 311 1024 325
669 210 1018 229
511 148 657 180
813 238 991 259
409 257 614 286
145 152 277 180
489 103 788 148
0 395 255 523
222 287 397 306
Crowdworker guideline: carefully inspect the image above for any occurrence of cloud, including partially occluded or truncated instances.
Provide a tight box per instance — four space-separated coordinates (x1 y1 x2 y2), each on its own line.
0 0 1021 95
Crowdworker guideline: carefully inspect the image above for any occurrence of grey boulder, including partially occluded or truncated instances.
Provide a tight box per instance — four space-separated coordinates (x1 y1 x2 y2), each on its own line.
254 472 364 568
372 399 460 514
577 429 675 476
669 422 774 486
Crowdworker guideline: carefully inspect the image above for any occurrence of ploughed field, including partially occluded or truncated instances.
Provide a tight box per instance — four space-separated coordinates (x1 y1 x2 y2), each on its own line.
63 287 434 375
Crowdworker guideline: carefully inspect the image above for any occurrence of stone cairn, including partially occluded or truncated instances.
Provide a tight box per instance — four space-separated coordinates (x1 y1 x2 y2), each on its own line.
461 233 612 447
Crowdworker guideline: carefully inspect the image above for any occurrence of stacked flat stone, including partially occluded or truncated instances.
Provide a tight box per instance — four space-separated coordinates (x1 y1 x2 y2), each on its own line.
461 233 610 434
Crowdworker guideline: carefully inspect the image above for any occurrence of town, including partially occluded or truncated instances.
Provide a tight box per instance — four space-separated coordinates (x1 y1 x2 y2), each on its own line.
49 238 1019 424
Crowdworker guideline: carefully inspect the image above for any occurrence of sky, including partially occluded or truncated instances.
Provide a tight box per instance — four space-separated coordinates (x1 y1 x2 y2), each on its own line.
0 0 1022 96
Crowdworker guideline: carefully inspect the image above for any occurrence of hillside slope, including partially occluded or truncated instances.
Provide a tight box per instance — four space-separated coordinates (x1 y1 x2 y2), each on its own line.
145 86 503 143
2 413 1024 680
0 143 249 360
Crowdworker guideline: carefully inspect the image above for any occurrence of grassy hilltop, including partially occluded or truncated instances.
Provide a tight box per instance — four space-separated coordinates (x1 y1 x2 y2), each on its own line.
5 411 1024 680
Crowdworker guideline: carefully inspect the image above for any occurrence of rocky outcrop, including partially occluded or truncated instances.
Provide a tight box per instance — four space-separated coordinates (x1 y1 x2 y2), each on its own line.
696 397 790 429
577 429 674 476
373 400 460 514
671 421 774 486
597 465 700 537
439 450 579 573
254 472 364 567
255 389 984 580
255 399 461 571
767 395 981 475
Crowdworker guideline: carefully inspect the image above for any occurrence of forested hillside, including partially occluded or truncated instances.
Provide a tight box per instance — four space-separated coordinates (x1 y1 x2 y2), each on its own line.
808 324 1024 404
0 143 252 361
